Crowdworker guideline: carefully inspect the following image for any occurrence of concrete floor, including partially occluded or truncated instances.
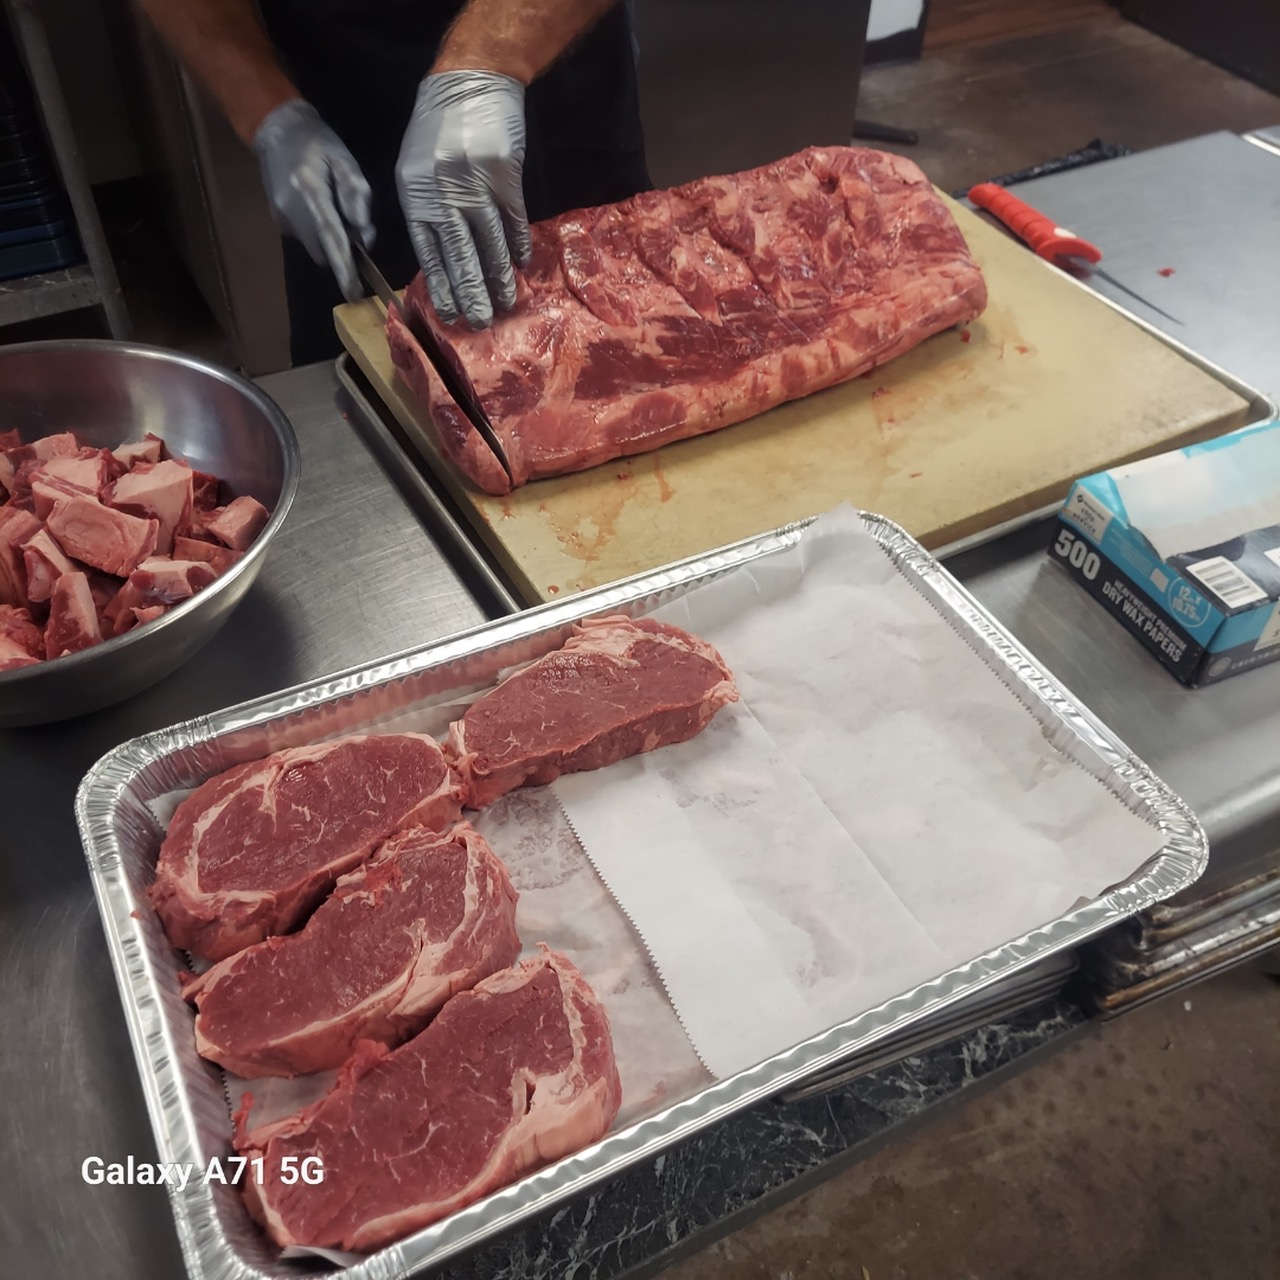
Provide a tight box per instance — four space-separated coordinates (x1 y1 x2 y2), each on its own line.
664 966 1280 1280
858 14 1280 196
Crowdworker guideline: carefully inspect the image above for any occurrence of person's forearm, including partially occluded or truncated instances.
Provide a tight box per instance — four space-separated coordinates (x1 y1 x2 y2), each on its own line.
133 0 298 144
432 0 616 84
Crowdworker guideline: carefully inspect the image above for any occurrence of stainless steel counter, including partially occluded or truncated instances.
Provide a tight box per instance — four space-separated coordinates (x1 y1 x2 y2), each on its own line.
1001 130 1280 406
0 361 1087 1280
954 126 1280 891
950 126 1280 1014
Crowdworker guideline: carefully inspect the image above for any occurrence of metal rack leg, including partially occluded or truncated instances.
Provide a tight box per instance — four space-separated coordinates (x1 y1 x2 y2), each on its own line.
5 0 133 339
853 120 919 146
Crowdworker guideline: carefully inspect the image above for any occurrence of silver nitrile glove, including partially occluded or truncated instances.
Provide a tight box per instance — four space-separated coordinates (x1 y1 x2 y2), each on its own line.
253 99 374 303
396 71 533 329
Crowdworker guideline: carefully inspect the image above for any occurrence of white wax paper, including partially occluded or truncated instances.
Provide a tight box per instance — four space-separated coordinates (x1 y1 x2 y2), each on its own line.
554 506 1165 1080
1110 425 1280 560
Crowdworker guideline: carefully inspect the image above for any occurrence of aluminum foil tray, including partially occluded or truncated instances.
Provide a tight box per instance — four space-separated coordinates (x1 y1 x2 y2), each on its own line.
76 512 1207 1280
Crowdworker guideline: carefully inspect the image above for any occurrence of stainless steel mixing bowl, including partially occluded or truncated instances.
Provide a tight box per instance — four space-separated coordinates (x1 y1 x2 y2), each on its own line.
0 340 300 728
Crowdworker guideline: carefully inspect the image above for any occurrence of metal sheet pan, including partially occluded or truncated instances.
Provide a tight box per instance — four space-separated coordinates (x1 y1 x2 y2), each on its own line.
1136 865 1280 945
334 354 521 617
1039 253 1276 418
76 511 1207 1280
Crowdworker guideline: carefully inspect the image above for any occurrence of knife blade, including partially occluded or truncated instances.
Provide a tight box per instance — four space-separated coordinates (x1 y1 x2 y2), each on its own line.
1058 259 1184 326
352 242 515 485
967 182 1183 326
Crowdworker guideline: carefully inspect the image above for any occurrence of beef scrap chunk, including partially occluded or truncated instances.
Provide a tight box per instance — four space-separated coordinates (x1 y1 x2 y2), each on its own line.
45 571 103 659
107 459 195 555
0 432 79 495
45 494 159 578
0 604 42 670
21 528 74 604
0 507 41 608
0 429 273 670
30 452 112 515
172 535 241 574
104 557 218 636
111 434 164 469
204 496 270 551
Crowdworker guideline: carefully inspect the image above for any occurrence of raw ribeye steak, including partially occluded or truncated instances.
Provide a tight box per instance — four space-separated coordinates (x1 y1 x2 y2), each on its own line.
150 733 462 961
449 615 738 808
389 146 988 495
238 948 620 1252
184 822 519 1077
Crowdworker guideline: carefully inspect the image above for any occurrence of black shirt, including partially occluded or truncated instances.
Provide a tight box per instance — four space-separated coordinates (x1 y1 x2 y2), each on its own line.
258 0 650 363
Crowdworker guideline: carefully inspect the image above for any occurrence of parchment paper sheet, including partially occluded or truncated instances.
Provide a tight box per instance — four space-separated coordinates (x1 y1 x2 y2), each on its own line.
555 506 1165 1080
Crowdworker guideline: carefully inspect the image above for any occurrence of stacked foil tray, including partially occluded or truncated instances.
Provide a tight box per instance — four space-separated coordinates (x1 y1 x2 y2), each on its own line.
1081 857 1280 1015
76 513 1207 1280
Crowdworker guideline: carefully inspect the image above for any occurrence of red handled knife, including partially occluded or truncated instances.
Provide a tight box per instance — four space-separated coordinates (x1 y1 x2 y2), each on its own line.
968 182 1182 325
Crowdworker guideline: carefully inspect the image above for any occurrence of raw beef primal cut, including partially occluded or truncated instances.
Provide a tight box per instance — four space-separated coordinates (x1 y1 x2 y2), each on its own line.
389 146 988 495
150 733 462 961
449 615 739 808
184 823 520 1077
238 947 621 1251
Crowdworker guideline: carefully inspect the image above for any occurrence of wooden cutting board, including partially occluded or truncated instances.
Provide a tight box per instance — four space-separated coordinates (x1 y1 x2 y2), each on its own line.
335 198 1252 606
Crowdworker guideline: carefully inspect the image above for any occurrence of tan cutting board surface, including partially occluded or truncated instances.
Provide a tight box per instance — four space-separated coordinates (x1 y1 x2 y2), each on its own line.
335 198 1251 606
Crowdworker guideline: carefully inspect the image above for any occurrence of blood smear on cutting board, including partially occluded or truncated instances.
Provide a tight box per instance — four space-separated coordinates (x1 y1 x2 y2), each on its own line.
1158 267 1176 277
959 330 972 344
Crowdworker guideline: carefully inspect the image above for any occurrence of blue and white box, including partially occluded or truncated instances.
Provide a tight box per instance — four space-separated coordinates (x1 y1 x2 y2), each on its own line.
1050 420 1280 686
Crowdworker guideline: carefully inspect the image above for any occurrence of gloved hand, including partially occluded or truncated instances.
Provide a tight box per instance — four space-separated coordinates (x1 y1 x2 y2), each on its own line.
396 71 533 329
253 100 374 303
